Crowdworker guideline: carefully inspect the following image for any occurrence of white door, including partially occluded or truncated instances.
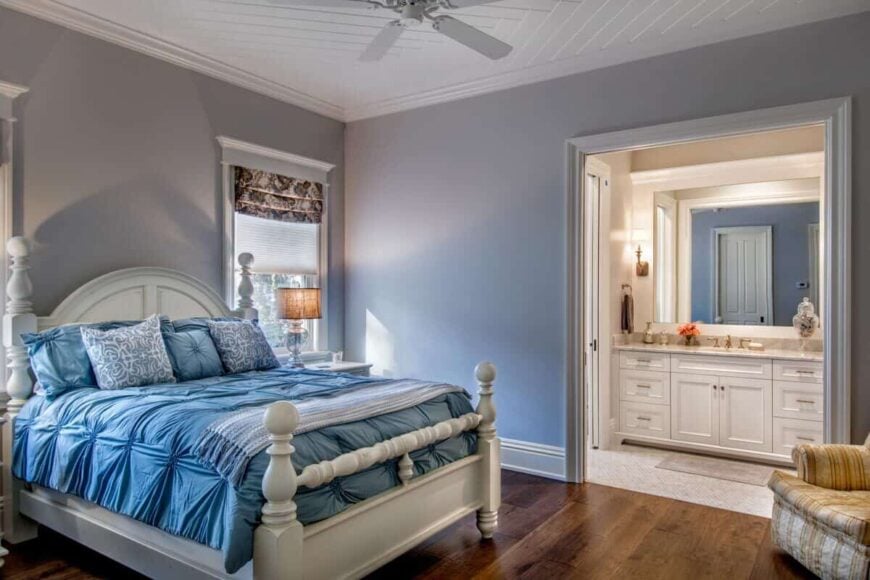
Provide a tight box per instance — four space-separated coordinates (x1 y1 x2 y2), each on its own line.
671 373 719 445
714 226 773 325
719 377 772 452
583 166 602 449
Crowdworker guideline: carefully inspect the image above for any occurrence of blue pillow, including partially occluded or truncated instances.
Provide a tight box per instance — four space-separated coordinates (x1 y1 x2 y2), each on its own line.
22 316 172 398
171 316 250 334
81 315 175 390
164 329 224 382
206 319 279 374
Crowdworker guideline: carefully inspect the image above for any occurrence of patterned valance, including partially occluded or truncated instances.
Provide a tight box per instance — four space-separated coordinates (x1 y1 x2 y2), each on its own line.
234 166 324 224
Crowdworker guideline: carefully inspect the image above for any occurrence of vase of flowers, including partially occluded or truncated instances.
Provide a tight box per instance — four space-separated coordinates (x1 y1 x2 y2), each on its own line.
677 322 701 346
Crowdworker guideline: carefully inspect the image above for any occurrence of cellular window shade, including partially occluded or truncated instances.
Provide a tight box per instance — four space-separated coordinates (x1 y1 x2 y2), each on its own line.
234 166 324 224
235 213 319 275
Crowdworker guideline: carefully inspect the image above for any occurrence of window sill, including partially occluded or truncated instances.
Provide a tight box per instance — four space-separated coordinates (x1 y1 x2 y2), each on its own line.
272 347 332 364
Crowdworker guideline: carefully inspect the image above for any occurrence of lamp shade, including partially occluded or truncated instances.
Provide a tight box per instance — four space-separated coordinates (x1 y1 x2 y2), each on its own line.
275 287 321 320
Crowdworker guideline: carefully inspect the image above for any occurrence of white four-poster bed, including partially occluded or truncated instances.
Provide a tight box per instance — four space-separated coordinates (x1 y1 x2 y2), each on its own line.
0 237 501 579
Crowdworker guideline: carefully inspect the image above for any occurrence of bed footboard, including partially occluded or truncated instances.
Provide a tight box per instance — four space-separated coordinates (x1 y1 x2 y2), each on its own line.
254 362 500 580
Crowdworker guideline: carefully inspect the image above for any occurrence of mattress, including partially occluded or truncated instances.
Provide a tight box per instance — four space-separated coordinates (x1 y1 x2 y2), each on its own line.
13 368 477 573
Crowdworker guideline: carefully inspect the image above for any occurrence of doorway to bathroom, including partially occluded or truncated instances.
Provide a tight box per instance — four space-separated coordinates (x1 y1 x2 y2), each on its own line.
565 99 851 516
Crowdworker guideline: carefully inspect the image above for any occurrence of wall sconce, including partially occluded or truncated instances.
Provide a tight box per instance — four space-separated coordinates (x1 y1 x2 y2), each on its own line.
633 229 649 277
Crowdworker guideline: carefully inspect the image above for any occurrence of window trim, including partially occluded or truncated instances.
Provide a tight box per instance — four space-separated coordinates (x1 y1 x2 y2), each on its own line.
217 136 335 352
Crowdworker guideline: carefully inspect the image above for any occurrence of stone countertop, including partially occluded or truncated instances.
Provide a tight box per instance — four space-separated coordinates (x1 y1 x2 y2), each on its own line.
613 342 823 362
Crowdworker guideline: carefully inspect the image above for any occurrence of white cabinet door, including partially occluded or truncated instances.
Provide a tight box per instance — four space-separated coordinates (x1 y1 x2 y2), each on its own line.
671 373 719 445
719 377 772 452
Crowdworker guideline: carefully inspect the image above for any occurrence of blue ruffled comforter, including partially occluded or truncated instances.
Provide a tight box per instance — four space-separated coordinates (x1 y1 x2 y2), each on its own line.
13 368 476 573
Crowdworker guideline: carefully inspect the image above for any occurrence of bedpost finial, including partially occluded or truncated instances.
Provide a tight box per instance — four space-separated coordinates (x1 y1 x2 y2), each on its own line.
264 401 299 436
238 252 254 269
475 361 496 385
6 236 30 258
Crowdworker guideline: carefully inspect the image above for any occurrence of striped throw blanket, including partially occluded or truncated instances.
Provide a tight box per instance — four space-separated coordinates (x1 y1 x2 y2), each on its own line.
196 378 463 486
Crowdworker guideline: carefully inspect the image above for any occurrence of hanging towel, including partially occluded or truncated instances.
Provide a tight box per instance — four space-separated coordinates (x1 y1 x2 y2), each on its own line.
621 292 634 334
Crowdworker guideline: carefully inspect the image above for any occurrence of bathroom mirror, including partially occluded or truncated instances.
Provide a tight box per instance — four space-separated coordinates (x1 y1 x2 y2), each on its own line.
653 178 822 326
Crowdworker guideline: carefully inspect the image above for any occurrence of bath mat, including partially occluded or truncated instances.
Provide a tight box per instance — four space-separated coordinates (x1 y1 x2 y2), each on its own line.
655 453 777 487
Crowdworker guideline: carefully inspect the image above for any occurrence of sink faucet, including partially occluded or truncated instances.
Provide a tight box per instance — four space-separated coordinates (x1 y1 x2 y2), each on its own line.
708 337 721 348
739 338 752 349
724 335 733 349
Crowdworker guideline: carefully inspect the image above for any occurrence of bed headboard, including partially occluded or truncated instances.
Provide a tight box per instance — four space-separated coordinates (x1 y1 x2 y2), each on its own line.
37 267 232 331
1 237 258 406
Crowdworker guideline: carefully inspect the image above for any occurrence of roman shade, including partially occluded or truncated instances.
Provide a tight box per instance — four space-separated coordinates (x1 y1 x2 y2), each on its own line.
234 166 324 224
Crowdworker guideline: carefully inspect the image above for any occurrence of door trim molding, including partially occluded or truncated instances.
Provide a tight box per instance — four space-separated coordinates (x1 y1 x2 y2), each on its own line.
564 97 852 483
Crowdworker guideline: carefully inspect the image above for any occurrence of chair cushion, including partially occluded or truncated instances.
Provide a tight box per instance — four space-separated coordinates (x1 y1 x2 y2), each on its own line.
206 319 280 374
793 443 870 491
164 329 224 382
769 470 870 546
81 315 176 390
23 316 172 398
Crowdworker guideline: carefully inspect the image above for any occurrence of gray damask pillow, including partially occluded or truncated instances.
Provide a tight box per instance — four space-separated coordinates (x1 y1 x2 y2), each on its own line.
81 315 176 390
206 319 280 374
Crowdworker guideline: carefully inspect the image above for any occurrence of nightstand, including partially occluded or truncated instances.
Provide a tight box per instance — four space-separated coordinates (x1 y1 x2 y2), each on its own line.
305 361 373 376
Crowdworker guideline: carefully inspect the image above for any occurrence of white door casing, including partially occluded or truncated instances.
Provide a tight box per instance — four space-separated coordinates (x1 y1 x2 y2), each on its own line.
713 226 773 325
566 98 852 484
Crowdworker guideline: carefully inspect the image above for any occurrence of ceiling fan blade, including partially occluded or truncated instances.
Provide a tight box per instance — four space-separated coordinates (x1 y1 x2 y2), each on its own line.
268 0 376 8
431 15 512 60
360 22 404 62
440 0 502 7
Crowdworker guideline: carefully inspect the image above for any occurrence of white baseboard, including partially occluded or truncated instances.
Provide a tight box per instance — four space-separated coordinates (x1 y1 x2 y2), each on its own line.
500 438 566 481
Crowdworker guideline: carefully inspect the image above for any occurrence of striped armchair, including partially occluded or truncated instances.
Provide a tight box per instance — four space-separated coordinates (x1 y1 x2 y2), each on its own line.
768 435 870 580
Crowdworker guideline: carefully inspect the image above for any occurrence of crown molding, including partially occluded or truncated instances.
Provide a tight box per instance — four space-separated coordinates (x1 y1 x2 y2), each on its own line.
0 81 29 99
0 0 345 121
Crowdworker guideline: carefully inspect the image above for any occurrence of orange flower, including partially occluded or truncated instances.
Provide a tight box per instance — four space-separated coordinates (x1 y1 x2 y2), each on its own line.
676 322 701 337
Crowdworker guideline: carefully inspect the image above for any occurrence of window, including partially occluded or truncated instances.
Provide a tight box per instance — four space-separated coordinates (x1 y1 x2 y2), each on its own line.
234 214 320 349
218 136 335 355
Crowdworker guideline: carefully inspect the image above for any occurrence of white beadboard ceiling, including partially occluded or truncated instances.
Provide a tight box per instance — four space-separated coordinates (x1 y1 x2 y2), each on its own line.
3 0 869 121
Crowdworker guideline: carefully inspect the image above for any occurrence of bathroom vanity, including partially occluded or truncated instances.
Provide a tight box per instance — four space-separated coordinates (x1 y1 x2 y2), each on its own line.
614 343 823 464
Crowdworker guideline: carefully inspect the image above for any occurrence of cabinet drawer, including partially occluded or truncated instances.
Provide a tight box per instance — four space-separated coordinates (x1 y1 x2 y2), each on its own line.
773 381 824 422
620 370 670 405
671 354 771 379
620 402 670 439
773 360 823 384
773 417 824 456
619 351 669 372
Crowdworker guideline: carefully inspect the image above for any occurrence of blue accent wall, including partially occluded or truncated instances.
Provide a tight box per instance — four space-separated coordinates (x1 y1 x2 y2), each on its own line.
690 202 819 326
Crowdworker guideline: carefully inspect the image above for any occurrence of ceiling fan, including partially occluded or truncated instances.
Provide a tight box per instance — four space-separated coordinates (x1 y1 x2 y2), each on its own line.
272 0 512 61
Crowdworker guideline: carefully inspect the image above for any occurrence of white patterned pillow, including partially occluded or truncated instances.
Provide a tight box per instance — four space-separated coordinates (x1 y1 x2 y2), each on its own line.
206 319 280 374
80 315 176 390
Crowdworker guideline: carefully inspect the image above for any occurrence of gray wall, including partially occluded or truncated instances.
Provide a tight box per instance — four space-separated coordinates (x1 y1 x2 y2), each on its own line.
0 7 346 349
346 13 870 445
691 202 820 326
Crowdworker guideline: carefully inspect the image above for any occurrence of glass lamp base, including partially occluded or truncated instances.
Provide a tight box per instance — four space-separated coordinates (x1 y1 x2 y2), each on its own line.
284 320 310 368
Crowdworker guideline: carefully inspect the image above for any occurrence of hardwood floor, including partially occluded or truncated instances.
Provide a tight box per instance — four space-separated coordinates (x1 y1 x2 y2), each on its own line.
2 471 815 579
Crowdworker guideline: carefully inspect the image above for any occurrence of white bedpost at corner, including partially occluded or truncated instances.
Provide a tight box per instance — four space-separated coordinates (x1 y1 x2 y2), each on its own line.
474 361 500 539
254 401 303 580
1 237 38 544
234 252 259 321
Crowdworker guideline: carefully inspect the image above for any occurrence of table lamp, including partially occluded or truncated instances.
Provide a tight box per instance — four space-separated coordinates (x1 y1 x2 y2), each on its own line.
275 287 321 367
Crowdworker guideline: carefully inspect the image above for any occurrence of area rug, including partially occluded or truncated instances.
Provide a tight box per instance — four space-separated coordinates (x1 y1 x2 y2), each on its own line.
655 453 777 486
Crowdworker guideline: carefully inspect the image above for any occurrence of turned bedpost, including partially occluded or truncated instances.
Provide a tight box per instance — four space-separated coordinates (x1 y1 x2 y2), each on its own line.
234 252 259 321
1 237 38 543
254 401 303 580
475 361 500 539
